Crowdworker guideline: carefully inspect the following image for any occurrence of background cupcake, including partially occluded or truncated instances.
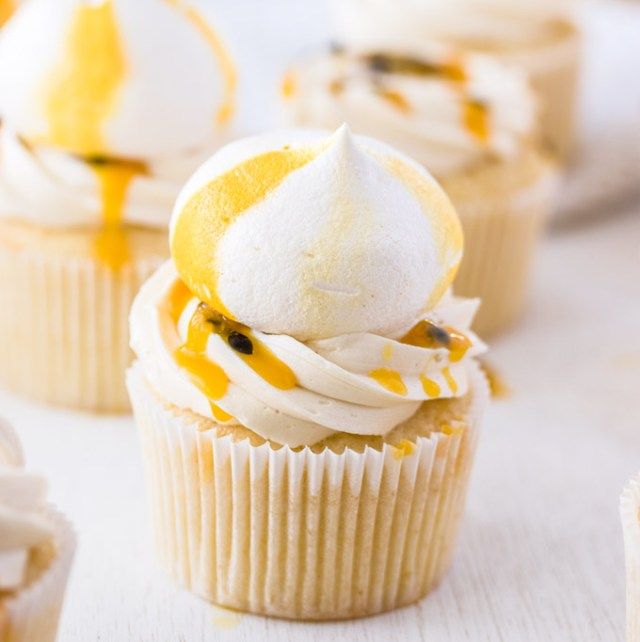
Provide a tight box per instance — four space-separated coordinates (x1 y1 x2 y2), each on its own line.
0 0 236 411
0 417 75 642
128 126 489 619
283 45 557 336
331 0 581 160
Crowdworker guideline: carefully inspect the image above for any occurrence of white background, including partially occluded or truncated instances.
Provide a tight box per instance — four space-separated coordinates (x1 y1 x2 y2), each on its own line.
2 0 640 640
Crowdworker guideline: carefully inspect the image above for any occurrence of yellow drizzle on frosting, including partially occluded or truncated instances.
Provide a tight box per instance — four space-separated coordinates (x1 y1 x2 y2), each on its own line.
464 98 490 142
0 0 15 27
369 368 407 396
442 367 458 393
379 89 411 113
163 0 236 126
42 0 126 156
281 72 297 99
401 319 472 363
420 375 441 398
172 146 319 318
92 159 146 269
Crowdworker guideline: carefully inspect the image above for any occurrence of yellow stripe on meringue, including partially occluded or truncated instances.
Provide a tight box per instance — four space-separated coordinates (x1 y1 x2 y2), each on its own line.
164 0 237 127
41 0 126 156
172 146 319 318
0 0 15 27
380 155 463 310
369 368 408 396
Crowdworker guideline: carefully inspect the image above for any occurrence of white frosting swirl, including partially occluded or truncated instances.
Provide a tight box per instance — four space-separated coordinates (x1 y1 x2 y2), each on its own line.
283 47 536 176
0 0 235 229
0 418 52 593
332 0 577 52
131 262 486 447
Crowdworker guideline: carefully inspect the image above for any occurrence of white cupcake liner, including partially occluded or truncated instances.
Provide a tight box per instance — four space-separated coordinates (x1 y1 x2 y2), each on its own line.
451 167 556 338
0 240 163 412
128 360 488 620
2 507 76 642
621 475 640 642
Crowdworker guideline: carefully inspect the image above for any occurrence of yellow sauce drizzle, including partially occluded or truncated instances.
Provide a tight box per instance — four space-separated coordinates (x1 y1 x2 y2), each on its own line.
463 99 490 143
211 403 233 422
163 0 236 126
92 159 146 270
442 367 458 393
441 422 463 436
393 439 415 460
401 319 472 362
0 0 15 27
369 368 407 396
420 375 441 398
382 343 394 362
379 89 411 113
172 146 319 317
281 72 297 99
42 0 126 156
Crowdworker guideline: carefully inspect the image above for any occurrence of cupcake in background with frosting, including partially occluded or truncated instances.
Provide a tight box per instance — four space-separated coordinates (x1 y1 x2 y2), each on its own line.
283 46 556 336
0 0 236 411
331 0 581 160
128 125 489 619
0 417 75 642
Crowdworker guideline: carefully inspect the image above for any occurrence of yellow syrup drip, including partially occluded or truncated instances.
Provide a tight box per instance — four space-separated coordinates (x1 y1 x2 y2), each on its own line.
42 0 126 156
379 89 411 113
92 159 146 270
420 375 441 398
163 0 237 126
441 422 463 436
401 319 472 362
382 343 394 362
369 368 407 396
393 439 415 460
0 0 15 27
442 367 458 393
172 146 319 318
464 99 490 143
281 72 297 99
211 403 233 422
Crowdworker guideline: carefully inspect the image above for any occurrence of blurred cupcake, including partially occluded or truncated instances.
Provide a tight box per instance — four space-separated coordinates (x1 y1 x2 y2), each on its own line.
283 46 556 336
0 417 75 642
128 126 489 619
331 0 580 160
0 0 236 411
622 474 640 642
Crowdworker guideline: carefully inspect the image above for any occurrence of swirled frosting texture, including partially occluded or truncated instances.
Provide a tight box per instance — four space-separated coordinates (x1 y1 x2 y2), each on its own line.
0 419 52 592
0 0 236 229
132 127 485 447
332 0 577 51
283 47 536 176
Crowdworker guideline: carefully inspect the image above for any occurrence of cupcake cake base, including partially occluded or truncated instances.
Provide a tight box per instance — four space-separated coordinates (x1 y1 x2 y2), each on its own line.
0 219 167 412
128 361 488 620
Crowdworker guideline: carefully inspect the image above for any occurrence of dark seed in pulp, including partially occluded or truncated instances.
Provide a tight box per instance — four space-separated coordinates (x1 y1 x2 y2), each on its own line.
228 331 253 355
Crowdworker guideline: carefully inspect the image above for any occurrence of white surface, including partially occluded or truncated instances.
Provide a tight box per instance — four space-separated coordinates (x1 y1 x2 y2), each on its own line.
0 206 637 641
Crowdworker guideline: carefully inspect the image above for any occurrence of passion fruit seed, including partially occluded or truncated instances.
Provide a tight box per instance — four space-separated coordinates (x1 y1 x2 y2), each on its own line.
426 323 451 347
228 331 253 355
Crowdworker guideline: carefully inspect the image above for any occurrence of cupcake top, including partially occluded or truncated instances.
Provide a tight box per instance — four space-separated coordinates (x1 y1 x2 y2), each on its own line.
0 0 236 233
283 45 536 176
0 418 53 593
332 0 577 53
131 126 486 447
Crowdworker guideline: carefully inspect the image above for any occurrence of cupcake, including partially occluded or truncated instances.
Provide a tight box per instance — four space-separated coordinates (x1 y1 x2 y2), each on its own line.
0 0 236 411
282 46 556 336
331 0 581 160
128 125 489 619
622 475 640 642
0 417 76 641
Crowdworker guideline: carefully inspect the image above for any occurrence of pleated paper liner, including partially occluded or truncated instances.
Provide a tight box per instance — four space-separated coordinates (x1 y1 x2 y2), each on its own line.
1 507 76 642
621 475 640 642
445 150 557 338
0 220 166 412
128 361 488 620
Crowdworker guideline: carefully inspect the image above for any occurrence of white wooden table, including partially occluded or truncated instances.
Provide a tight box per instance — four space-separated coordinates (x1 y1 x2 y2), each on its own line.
1 200 637 642
2 1 639 639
